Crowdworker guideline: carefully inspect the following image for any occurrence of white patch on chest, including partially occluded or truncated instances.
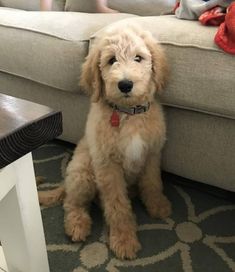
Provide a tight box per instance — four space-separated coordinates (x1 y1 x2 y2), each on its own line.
125 134 146 163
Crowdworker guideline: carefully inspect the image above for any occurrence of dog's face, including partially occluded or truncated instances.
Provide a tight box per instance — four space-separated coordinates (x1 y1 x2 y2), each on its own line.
100 31 154 105
81 25 168 106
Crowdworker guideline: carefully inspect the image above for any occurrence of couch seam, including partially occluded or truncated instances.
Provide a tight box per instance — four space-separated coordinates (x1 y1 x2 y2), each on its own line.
159 41 221 52
162 102 235 120
0 69 81 93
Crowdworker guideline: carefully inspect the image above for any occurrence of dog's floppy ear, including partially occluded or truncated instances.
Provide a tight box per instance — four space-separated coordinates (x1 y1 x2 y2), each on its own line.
142 31 168 92
80 44 102 102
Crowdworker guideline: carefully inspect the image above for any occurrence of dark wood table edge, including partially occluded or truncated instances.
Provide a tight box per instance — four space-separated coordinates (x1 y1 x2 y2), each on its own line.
0 111 62 169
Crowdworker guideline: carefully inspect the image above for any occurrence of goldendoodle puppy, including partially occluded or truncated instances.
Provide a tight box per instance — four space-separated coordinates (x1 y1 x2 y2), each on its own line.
62 24 171 259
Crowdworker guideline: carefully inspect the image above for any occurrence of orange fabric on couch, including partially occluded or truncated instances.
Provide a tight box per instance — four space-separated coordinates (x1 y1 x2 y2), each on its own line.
214 2 235 54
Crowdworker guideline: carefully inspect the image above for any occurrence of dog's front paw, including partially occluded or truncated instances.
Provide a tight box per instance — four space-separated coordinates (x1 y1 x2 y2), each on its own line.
110 231 141 259
146 194 172 219
64 210 92 242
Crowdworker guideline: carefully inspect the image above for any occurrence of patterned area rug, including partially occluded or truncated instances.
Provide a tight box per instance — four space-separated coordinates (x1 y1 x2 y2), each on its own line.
33 140 235 272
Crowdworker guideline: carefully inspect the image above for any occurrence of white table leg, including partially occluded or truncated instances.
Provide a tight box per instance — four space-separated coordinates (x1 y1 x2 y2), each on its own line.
0 245 8 272
0 153 50 272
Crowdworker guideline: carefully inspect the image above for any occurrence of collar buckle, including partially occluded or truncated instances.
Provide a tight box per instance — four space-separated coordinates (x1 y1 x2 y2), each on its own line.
134 105 145 114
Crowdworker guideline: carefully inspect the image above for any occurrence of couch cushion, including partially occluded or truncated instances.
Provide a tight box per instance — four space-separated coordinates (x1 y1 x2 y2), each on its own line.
0 8 136 92
65 0 175 16
0 0 66 11
93 16 235 119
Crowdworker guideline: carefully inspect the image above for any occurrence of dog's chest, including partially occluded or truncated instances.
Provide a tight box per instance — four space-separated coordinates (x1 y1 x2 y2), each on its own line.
87 104 159 172
104 113 150 173
119 132 148 175
123 134 145 163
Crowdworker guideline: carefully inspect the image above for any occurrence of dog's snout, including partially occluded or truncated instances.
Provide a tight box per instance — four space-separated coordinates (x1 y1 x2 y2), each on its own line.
118 80 133 93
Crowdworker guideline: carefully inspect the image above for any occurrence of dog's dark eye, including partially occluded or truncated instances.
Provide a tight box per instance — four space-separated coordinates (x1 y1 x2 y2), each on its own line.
134 55 143 62
108 56 117 65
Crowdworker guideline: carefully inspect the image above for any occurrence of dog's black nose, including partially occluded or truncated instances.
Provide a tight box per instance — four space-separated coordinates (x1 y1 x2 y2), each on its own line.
118 80 133 93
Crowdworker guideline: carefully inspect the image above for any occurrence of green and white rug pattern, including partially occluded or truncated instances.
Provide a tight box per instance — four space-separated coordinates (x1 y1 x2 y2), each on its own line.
33 141 235 272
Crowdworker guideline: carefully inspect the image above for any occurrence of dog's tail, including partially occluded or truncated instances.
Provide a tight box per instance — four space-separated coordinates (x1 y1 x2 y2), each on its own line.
38 185 65 207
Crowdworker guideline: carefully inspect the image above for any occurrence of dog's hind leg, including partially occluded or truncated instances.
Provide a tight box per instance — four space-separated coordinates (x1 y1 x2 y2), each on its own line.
139 153 171 219
38 185 65 206
63 138 96 242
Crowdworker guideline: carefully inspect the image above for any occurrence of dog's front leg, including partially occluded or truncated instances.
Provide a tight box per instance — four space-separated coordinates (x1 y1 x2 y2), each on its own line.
139 153 171 219
95 163 141 259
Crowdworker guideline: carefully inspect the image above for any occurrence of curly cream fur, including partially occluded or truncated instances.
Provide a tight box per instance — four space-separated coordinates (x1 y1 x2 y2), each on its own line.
40 24 171 259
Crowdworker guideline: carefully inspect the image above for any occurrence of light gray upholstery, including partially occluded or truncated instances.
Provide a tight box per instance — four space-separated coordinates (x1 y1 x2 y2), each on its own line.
0 9 135 91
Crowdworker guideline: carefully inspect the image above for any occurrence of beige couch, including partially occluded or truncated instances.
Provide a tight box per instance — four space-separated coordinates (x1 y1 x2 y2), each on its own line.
0 0 234 192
